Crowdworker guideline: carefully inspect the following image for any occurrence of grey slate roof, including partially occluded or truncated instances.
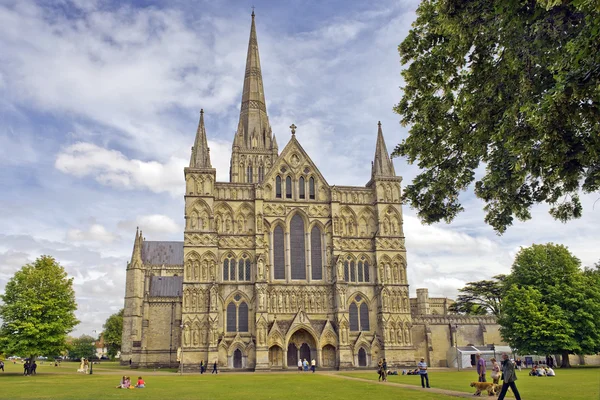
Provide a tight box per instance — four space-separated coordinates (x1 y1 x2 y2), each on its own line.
142 241 184 265
149 276 183 297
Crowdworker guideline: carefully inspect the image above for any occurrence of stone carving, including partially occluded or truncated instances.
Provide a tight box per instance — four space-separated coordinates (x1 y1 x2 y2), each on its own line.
266 287 332 314
263 204 286 216
333 238 373 251
336 286 346 310
308 205 330 218
257 255 265 281
218 236 254 248
336 258 344 281
375 237 406 250
210 284 218 312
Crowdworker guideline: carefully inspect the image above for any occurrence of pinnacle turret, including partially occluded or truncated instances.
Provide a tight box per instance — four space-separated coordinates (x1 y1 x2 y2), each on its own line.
189 109 212 168
371 121 396 177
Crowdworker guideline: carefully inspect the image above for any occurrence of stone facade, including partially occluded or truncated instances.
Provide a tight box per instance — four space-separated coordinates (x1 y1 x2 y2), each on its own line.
121 13 504 370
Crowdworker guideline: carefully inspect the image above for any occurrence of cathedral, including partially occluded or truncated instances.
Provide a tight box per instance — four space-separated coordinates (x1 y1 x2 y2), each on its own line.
121 12 503 370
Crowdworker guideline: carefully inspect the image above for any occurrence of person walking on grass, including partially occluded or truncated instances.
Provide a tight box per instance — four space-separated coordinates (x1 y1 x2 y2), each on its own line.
0 360 4 372
212 360 218 374
200 360 205 374
417 357 430 388
297 359 302 372
497 353 522 400
476 353 486 382
311 359 316 373
381 358 388 382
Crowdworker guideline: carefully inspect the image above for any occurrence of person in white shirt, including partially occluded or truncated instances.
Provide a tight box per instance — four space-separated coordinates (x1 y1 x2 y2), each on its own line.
546 367 555 376
311 359 316 373
297 359 302 373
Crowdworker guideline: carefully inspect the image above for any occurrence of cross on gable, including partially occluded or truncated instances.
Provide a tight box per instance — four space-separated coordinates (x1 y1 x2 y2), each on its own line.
290 124 297 135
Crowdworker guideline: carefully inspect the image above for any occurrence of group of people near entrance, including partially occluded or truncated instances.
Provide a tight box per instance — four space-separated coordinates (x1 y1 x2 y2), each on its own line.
297 358 316 372
116 376 145 389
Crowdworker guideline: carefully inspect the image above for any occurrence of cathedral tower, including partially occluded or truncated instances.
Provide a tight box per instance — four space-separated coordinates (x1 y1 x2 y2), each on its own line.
229 11 278 183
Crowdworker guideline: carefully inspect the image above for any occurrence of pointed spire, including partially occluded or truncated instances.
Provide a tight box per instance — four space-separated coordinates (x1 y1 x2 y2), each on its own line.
272 134 278 149
235 11 272 150
189 109 212 168
372 121 396 177
130 227 142 267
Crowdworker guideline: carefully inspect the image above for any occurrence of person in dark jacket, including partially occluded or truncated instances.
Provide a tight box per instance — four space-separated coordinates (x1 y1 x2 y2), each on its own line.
212 360 218 374
200 360 205 374
497 353 522 400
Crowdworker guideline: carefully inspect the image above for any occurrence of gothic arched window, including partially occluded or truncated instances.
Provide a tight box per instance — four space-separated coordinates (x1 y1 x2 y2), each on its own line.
245 258 251 281
358 257 370 283
273 225 285 279
258 166 264 182
344 260 350 282
290 214 306 279
276 176 282 198
311 226 322 280
299 177 305 199
227 302 237 332
223 254 235 281
238 258 245 281
350 295 369 332
359 302 370 331
349 303 359 331
350 260 356 282
223 258 229 281
227 295 248 333
286 176 292 198
309 177 315 199
247 165 253 183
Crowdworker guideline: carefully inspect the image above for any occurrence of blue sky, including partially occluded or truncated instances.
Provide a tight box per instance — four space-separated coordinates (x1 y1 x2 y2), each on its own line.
1 0 598 336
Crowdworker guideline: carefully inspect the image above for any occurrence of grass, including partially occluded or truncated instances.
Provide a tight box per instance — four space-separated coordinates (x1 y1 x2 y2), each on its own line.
340 367 600 400
2 361 597 399
0 362 457 400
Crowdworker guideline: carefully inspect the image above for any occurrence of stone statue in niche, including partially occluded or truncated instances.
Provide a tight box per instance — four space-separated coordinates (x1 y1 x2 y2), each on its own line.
257 256 265 280
210 284 218 312
337 259 344 281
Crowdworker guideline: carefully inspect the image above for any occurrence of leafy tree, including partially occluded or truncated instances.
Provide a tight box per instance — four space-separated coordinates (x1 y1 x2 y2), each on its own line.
394 0 600 233
68 335 95 360
498 244 600 367
0 256 78 364
449 275 506 317
102 309 123 359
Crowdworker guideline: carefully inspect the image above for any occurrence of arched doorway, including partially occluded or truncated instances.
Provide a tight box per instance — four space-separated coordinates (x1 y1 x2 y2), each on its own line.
269 345 283 367
287 329 317 367
299 343 311 363
233 349 242 368
287 343 298 367
322 345 336 368
358 347 367 367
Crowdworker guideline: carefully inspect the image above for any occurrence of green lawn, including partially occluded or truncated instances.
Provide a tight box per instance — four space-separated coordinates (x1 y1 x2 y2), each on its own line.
2 362 597 399
0 362 456 400
340 367 600 400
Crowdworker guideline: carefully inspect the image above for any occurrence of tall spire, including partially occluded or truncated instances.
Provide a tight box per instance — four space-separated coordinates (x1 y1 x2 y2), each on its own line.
372 121 396 177
189 109 212 168
236 10 272 149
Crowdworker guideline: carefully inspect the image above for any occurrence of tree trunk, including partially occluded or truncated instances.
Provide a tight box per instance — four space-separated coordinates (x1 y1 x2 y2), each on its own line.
560 350 571 368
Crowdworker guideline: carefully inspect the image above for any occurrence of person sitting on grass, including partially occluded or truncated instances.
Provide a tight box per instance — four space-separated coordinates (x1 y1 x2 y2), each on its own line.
546 367 555 377
116 376 127 389
136 376 145 388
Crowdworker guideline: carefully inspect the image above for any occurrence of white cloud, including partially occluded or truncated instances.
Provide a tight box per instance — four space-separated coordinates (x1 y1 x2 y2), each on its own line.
67 223 117 243
118 214 181 236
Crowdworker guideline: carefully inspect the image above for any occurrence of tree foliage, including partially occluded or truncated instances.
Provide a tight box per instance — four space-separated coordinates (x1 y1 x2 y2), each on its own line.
102 309 123 359
0 256 78 362
498 244 600 367
449 275 506 317
394 0 600 233
68 335 95 360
